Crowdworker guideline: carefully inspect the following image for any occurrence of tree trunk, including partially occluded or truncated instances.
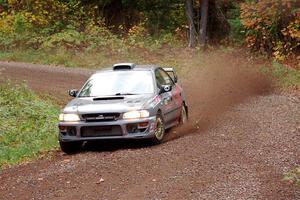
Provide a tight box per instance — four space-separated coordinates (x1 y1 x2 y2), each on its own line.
185 0 196 48
199 0 209 47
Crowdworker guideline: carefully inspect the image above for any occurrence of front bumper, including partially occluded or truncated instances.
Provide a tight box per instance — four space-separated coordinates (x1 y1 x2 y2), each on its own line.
58 116 156 142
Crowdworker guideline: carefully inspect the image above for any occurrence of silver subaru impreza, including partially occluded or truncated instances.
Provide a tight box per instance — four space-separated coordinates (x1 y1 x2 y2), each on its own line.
58 63 188 153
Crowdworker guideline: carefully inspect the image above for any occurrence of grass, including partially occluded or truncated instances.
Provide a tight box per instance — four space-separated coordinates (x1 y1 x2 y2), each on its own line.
272 62 300 88
0 48 144 68
284 167 300 187
0 45 191 69
0 49 77 67
261 61 300 89
0 82 60 169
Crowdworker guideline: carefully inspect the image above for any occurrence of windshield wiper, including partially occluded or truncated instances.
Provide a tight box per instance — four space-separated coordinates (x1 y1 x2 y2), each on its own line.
115 93 137 96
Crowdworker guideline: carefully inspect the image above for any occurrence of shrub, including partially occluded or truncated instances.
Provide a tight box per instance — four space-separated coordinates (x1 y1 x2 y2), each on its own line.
0 12 34 50
84 22 125 51
127 22 150 48
241 0 300 62
41 26 85 50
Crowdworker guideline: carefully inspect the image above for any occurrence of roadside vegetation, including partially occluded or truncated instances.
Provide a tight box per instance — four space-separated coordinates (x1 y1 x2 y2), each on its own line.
284 168 300 187
0 1 298 88
268 62 300 88
0 82 59 168
259 61 300 89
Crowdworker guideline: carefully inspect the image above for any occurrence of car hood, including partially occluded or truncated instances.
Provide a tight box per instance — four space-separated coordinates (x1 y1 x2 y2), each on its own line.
63 94 154 114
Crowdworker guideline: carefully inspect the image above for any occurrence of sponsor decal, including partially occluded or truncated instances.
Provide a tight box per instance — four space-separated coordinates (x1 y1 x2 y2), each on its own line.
149 95 161 108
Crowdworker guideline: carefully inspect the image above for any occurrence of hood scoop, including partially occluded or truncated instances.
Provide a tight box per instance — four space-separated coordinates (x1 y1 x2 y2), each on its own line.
93 96 124 101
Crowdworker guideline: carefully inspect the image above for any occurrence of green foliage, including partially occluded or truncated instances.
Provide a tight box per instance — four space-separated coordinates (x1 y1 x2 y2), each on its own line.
41 27 85 50
84 22 125 51
284 167 300 187
263 61 300 88
0 0 8 9
227 5 245 43
0 82 59 168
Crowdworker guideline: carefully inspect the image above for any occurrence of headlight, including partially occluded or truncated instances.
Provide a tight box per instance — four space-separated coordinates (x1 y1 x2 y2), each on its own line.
59 113 80 122
123 110 150 120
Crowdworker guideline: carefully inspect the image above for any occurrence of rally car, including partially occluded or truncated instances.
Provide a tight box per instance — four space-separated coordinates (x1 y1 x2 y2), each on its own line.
58 63 188 153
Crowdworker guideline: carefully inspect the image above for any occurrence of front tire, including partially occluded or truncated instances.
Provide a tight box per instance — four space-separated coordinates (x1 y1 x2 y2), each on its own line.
150 114 165 144
179 105 188 124
59 141 82 154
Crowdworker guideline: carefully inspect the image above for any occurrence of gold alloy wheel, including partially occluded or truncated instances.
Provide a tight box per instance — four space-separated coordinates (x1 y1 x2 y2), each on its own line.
180 105 187 124
154 116 165 141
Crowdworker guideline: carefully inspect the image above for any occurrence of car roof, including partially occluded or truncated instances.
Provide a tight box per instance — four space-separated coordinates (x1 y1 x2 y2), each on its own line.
88 64 161 80
94 64 160 74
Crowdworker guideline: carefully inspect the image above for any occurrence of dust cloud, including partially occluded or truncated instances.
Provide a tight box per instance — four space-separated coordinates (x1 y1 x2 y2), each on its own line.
168 53 273 139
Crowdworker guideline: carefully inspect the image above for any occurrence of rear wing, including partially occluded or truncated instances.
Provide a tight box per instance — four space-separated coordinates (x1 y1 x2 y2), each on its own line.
163 67 178 83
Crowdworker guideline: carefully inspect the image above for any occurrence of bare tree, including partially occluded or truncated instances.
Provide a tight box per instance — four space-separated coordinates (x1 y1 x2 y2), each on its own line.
199 0 209 47
185 0 196 48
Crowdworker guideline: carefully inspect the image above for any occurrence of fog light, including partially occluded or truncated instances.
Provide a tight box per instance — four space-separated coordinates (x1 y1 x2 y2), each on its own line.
58 125 67 131
67 127 77 136
138 122 149 128
127 124 138 133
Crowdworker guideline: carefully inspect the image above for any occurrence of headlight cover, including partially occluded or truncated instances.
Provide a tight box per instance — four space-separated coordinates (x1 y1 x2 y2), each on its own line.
59 113 80 122
123 110 150 120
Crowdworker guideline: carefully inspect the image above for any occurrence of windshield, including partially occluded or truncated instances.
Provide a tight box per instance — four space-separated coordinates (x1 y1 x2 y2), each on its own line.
78 71 154 97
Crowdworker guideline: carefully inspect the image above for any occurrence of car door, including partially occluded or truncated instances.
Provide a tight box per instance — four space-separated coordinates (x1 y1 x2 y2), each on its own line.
155 69 177 126
170 82 183 120
160 69 183 122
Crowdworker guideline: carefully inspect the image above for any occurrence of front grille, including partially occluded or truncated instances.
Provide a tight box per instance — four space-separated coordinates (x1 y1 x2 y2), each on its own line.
81 113 120 122
81 126 122 137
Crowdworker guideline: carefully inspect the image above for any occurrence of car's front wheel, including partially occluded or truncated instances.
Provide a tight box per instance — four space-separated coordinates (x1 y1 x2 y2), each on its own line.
59 141 82 154
151 114 165 144
179 105 188 124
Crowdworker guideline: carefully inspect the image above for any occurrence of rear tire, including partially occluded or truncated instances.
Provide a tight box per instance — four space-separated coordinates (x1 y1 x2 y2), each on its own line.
150 114 165 144
59 141 82 154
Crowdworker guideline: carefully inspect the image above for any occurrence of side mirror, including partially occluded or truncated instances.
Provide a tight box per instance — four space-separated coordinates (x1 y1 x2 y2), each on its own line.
159 85 172 94
69 89 78 97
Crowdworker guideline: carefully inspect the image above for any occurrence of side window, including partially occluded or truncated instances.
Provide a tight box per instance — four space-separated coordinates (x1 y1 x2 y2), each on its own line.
159 69 174 86
155 69 174 89
155 70 165 89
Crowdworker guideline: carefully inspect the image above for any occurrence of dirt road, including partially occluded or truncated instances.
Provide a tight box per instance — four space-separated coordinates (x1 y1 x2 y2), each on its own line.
0 60 299 199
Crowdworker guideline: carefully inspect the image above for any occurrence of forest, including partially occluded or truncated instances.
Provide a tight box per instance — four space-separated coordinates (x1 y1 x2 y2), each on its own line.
0 0 298 67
